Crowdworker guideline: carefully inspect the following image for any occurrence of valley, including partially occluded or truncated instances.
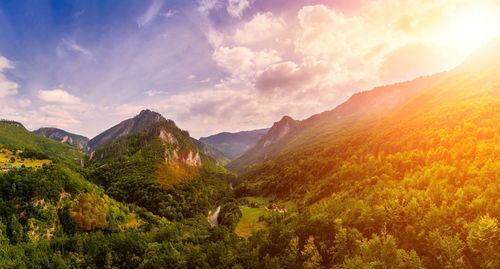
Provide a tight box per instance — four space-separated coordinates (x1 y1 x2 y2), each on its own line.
1 2 500 267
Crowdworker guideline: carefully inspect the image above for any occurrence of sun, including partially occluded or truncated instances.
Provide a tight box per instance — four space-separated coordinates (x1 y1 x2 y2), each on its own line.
437 9 500 54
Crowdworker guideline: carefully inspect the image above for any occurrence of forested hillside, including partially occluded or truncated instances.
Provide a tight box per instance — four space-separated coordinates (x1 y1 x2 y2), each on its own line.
86 119 234 219
0 121 85 164
2 33 500 269
0 117 249 267
228 72 448 172
231 38 500 268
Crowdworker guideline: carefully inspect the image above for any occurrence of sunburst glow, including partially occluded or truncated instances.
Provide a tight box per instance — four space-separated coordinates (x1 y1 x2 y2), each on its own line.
434 8 500 54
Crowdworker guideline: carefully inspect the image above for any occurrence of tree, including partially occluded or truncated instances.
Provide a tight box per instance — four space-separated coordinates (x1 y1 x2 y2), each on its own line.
70 193 109 230
9 214 23 244
0 220 8 244
467 215 500 268
427 230 465 269
301 236 322 269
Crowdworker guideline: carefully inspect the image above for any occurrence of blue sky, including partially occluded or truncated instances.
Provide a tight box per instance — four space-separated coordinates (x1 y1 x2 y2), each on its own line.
0 0 498 138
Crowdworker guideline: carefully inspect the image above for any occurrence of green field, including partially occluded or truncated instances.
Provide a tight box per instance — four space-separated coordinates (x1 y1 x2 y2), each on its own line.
235 197 269 238
235 196 297 237
236 207 267 238
0 148 51 170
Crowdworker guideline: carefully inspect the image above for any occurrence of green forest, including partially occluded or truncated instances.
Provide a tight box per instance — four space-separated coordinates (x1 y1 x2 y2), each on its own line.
2 41 500 268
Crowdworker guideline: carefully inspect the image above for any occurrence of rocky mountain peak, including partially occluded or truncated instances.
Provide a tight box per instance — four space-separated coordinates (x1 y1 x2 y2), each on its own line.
88 109 167 150
260 116 300 147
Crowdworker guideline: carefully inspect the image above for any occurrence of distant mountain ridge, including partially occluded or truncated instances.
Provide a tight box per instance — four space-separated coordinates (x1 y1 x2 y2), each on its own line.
0 121 85 164
192 138 231 166
33 127 89 151
227 72 449 172
199 128 269 160
88 109 166 150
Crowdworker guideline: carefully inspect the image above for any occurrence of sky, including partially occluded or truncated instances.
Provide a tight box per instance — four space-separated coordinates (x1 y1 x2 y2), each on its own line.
1 0 500 138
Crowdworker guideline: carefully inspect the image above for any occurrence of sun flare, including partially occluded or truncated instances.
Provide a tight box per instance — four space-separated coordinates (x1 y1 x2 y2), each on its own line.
436 9 500 54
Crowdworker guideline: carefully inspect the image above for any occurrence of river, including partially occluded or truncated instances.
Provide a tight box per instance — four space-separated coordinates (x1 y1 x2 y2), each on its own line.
207 205 221 227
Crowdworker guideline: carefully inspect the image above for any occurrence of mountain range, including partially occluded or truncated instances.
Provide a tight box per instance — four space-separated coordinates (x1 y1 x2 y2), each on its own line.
199 128 269 160
33 127 90 151
2 37 500 268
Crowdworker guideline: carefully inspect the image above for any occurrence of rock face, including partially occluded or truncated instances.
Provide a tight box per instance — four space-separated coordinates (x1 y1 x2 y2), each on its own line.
88 109 166 150
160 128 201 167
225 116 300 172
159 129 178 145
260 116 299 148
183 151 202 166
165 149 202 167
33 127 89 151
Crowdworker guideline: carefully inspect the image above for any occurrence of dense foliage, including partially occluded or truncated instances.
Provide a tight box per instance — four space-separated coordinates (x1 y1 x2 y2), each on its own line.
86 121 232 220
0 122 84 164
235 67 500 267
3 45 500 267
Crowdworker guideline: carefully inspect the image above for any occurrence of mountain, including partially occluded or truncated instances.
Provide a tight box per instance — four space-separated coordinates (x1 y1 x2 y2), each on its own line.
0 115 233 268
226 116 299 171
88 109 166 150
227 71 448 172
199 128 269 160
192 138 231 166
229 37 500 268
0 121 85 164
33 127 89 151
87 115 229 213
256 116 298 148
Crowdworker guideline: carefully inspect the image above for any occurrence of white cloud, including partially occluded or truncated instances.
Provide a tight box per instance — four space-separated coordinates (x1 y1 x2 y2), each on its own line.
212 46 281 80
233 12 285 44
187 74 197 80
38 105 82 126
198 0 220 14
115 104 147 116
137 0 163 27
227 0 251 18
0 75 18 98
0 56 14 71
18 99 31 108
295 5 365 61
162 9 178 18
38 89 81 105
146 90 168 97
255 57 331 93
60 38 96 61
0 56 18 98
